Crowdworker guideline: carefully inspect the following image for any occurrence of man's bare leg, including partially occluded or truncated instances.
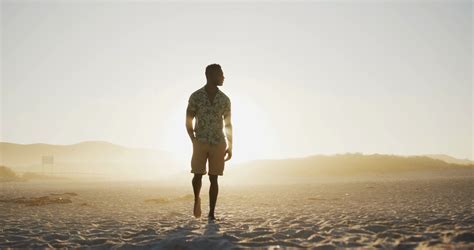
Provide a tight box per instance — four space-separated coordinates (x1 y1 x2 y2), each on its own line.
208 174 219 220
192 174 203 217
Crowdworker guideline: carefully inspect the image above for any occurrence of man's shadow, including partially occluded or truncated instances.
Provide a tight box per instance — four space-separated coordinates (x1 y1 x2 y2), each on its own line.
203 218 221 236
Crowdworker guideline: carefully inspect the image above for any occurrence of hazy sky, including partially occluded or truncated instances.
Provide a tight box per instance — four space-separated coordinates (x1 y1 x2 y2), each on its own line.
1 0 472 164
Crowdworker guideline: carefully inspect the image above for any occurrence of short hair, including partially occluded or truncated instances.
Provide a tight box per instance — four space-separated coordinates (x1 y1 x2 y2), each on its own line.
205 64 222 79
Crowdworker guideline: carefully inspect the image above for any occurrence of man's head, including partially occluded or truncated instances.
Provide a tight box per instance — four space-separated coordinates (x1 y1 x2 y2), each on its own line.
205 64 225 86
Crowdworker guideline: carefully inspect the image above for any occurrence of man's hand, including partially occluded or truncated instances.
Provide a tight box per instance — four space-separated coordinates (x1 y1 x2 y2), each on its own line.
186 107 196 145
224 147 232 161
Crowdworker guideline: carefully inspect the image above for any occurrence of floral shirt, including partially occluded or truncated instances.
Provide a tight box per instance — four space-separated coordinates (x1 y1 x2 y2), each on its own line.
187 86 231 145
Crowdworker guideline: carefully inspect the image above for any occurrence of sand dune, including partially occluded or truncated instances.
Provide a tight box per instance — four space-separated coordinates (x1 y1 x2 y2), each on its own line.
423 154 474 165
2 141 472 184
0 166 22 182
0 177 472 249
2 141 472 172
224 153 474 185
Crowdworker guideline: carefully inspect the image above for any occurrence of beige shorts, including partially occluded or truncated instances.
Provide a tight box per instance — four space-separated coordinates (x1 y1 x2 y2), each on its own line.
191 140 227 176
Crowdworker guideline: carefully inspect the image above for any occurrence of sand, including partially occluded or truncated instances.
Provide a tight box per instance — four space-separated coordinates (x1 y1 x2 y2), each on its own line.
0 177 473 249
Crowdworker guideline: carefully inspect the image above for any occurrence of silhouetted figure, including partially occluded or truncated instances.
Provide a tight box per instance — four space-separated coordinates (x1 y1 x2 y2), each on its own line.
186 63 233 221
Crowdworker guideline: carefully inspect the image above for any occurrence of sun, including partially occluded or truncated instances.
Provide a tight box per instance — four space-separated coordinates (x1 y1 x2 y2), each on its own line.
229 94 278 163
160 93 278 166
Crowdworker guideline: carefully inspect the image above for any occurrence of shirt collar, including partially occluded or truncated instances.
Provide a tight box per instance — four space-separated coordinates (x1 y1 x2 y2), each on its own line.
200 85 221 96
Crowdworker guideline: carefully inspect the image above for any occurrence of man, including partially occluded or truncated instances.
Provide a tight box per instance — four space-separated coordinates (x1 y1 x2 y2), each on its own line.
186 63 233 221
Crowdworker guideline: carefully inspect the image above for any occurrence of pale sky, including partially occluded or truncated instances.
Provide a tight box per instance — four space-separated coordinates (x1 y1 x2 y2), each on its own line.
1 0 472 165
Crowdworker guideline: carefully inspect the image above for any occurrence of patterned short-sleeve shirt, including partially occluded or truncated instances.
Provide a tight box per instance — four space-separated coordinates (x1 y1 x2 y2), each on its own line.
187 86 231 145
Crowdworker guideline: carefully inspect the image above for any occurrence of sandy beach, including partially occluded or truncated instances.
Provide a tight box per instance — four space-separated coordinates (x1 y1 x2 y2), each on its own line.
0 177 473 249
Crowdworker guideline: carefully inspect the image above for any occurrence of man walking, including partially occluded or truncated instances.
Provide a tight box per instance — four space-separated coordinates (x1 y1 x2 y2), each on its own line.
186 63 233 221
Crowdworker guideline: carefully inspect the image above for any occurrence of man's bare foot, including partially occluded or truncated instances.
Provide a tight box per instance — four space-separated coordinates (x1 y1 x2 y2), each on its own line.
208 213 220 221
193 197 201 218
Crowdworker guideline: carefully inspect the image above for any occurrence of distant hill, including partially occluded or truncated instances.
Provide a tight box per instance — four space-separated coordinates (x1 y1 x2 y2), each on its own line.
0 141 181 180
224 153 474 184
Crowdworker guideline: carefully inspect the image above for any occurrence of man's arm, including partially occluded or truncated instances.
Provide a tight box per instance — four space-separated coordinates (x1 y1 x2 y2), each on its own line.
186 108 196 143
224 111 232 161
